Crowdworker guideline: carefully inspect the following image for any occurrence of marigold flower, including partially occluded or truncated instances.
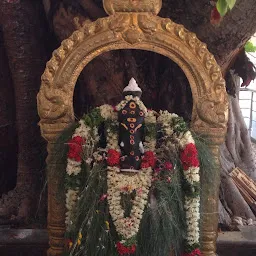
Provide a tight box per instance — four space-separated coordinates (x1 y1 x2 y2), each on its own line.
105 221 110 230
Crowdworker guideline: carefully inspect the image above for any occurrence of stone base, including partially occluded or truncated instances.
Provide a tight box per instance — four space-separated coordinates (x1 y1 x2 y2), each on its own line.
217 231 256 256
0 229 256 256
0 228 48 256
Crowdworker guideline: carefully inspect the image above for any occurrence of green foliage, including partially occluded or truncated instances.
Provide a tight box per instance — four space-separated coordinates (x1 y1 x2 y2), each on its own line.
48 123 79 200
68 164 119 256
216 0 228 17
226 0 236 9
182 179 200 198
245 41 256 53
216 0 236 17
136 169 185 256
121 191 136 217
83 108 104 128
64 164 88 190
172 117 188 134
53 113 215 256
144 122 157 139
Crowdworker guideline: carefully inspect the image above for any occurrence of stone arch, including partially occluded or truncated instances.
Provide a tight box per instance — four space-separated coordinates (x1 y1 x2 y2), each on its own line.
37 1 228 255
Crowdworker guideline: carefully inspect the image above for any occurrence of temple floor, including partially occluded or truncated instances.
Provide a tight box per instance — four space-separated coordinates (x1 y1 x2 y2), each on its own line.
0 229 256 256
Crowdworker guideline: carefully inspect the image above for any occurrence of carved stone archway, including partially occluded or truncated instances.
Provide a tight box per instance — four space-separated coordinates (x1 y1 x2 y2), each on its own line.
37 0 228 255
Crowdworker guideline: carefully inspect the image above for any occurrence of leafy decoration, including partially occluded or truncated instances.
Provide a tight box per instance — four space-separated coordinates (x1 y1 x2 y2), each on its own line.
214 0 236 21
245 41 256 53
55 108 215 256
216 0 228 17
226 0 236 9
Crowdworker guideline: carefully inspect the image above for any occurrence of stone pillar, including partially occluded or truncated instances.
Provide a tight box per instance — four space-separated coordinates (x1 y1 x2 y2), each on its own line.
200 141 222 256
47 143 66 256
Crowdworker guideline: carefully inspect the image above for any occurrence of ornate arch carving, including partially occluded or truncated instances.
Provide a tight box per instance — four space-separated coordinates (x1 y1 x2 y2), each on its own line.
37 1 228 255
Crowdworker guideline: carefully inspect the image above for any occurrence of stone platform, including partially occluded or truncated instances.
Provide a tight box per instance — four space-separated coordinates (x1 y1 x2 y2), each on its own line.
0 228 48 256
0 229 256 256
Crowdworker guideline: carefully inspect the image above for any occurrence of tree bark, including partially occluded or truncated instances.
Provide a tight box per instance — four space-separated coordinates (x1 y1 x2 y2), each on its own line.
44 0 256 228
0 0 255 228
0 0 48 222
219 74 256 227
160 0 256 70
0 26 17 197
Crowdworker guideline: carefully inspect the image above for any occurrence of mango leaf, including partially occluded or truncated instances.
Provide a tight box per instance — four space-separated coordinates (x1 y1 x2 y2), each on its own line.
226 0 236 9
216 0 228 17
245 41 256 53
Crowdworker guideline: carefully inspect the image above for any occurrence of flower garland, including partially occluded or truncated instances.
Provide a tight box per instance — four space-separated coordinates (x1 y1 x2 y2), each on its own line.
115 95 147 114
105 97 157 252
63 104 201 256
157 111 201 256
65 115 100 230
65 120 88 229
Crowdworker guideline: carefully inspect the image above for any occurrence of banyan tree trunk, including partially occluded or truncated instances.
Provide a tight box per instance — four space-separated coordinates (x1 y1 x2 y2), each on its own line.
44 0 256 227
0 0 48 222
0 27 17 197
219 74 256 227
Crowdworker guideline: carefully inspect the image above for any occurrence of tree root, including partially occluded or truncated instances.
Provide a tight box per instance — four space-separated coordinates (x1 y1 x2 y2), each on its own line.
0 186 35 225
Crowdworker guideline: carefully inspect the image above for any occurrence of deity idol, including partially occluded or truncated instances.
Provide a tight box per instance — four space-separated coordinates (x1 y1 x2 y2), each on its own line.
118 78 145 172
63 77 202 256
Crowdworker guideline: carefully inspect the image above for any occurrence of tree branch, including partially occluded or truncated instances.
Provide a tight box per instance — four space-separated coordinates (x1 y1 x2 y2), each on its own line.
161 0 256 70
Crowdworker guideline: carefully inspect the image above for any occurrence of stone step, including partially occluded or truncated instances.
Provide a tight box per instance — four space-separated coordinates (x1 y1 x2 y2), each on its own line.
0 229 256 256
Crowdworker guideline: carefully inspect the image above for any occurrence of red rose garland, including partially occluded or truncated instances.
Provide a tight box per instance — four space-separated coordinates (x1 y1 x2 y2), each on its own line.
116 242 136 255
164 161 173 170
67 136 85 162
141 151 156 169
182 248 202 256
180 143 199 170
107 149 121 166
64 107 202 256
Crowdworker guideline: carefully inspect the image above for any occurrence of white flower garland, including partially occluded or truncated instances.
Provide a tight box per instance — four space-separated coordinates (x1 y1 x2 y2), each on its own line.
144 110 157 151
64 104 200 252
65 119 99 229
105 101 156 241
115 95 147 115
157 111 200 247
107 166 152 239
65 189 79 230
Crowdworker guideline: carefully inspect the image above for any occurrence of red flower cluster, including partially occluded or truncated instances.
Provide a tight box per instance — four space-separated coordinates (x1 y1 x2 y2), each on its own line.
180 143 199 170
141 151 156 169
116 242 136 255
164 161 173 170
100 194 108 201
67 136 85 162
107 149 120 166
182 248 201 256
64 238 73 250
